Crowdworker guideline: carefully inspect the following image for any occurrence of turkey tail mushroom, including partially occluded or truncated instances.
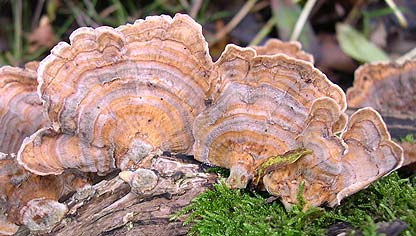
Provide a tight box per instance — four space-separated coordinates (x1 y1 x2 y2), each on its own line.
262 98 403 208
193 45 346 188
346 59 416 167
401 142 416 167
251 39 314 63
262 98 346 208
8 14 405 214
18 14 213 175
0 64 49 154
0 63 74 235
0 154 20 236
347 59 416 117
0 154 90 234
18 128 115 175
334 107 404 206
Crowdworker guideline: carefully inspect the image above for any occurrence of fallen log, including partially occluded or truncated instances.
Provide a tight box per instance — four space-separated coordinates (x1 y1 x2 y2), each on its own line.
14 155 217 236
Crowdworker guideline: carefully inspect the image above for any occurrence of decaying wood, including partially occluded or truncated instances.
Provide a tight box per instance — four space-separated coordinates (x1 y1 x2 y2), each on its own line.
14 155 217 236
327 220 407 236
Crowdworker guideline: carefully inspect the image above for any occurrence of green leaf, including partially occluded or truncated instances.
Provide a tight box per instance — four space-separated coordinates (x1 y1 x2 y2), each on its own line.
253 148 312 185
336 23 389 63
271 0 317 52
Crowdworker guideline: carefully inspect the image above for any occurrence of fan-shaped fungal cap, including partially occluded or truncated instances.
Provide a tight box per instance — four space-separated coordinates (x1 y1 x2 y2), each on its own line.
346 59 416 117
335 108 403 203
20 198 68 232
0 154 89 232
262 98 403 208
346 59 415 166
0 217 18 236
0 64 49 154
0 154 21 235
18 127 115 175
193 45 346 188
19 13 213 175
251 39 314 63
401 142 416 166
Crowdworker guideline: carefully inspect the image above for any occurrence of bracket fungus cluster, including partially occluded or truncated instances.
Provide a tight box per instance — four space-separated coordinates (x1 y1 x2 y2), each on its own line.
347 59 416 167
0 155 89 234
0 64 90 234
192 42 402 207
192 44 346 189
0 63 49 154
347 59 416 118
262 98 402 208
0 13 405 233
18 14 213 175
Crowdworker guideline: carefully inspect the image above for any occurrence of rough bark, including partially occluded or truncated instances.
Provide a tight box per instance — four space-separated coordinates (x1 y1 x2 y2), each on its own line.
327 220 407 236
14 155 217 236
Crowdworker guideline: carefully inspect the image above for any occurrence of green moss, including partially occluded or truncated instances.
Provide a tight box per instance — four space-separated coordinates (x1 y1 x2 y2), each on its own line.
401 134 415 143
173 172 416 236
204 167 230 178
335 172 416 235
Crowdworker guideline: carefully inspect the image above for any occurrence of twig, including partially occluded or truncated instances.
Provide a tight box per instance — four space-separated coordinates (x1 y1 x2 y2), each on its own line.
65 0 87 26
83 0 103 24
210 0 257 45
345 0 365 25
384 0 408 28
179 0 190 9
32 0 45 30
65 0 99 27
189 0 203 19
249 16 275 46
81 13 99 28
100 6 118 19
396 48 416 64
290 0 317 42
5 52 17 67
270 0 280 38
12 0 22 64
252 0 269 12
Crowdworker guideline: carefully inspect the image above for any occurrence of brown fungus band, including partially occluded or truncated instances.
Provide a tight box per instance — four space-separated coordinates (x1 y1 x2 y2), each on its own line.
192 44 346 189
0 154 89 235
0 63 49 154
18 14 214 175
262 98 403 208
10 13 404 213
251 39 314 63
347 59 416 166
347 59 416 117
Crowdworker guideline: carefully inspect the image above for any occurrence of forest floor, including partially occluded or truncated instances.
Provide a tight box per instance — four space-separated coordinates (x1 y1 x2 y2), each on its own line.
1 1 415 235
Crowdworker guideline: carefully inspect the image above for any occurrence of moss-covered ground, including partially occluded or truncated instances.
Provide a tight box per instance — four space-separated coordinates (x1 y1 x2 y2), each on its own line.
173 171 415 236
